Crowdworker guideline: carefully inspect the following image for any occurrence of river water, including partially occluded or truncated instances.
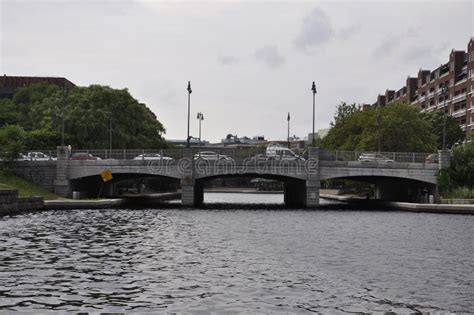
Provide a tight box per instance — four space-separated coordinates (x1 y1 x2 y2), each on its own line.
1 193 473 313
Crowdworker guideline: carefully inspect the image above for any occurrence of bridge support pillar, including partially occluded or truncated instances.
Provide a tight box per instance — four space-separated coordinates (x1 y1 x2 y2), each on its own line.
181 178 203 207
305 180 320 207
54 146 71 197
305 147 320 207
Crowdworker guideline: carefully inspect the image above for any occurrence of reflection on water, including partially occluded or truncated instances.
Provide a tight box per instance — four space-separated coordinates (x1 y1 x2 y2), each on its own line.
0 193 473 313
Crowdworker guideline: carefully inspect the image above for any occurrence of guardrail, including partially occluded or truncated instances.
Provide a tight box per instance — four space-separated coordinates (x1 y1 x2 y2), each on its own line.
3 148 438 164
319 150 437 164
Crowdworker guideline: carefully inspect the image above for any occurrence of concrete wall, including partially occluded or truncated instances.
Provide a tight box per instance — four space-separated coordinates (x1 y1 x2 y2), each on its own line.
9 161 57 192
0 189 44 216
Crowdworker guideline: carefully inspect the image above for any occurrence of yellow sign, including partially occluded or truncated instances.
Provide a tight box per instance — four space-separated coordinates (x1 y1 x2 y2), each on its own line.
100 169 113 182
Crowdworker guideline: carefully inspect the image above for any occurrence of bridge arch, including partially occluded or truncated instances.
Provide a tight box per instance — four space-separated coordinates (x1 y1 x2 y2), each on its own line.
320 175 437 202
70 173 179 198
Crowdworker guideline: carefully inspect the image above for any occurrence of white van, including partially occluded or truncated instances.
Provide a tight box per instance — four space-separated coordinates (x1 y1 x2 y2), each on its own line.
265 144 305 161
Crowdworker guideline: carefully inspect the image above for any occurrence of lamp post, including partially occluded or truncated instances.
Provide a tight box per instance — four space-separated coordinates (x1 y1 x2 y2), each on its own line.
441 85 449 150
376 112 382 152
311 81 317 147
109 113 113 152
61 87 65 146
287 112 291 148
186 81 192 148
197 112 204 148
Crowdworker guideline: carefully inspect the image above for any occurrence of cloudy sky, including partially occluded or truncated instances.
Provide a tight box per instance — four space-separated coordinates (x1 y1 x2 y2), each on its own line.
1 0 473 142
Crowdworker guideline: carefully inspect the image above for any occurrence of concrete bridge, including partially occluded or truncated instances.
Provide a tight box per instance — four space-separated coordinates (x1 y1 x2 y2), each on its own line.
10 146 447 207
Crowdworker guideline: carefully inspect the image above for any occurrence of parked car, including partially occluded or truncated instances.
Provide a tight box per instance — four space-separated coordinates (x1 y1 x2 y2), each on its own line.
194 151 233 161
70 152 101 160
25 151 57 161
425 153 439 163
358 153 394 163
250 153 270 161
133 153 174 161
266 144 305 161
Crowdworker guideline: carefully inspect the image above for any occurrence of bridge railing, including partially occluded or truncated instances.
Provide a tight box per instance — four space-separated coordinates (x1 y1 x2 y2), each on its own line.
66 147 310 164
10 148 437 165
69 149 186 161
319 150 437 164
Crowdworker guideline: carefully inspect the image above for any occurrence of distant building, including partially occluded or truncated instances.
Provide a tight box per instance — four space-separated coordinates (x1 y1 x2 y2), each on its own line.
168 138 210 147
0 75 76 99
370 37 474 137
220 134 267 147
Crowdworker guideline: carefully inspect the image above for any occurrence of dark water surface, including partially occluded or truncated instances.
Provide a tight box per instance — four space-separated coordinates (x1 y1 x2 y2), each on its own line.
0 193 473 313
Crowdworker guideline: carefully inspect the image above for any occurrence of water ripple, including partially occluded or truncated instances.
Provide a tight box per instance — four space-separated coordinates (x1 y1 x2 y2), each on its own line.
0 195 473 312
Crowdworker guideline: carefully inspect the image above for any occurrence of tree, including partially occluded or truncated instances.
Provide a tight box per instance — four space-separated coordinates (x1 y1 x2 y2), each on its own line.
332 102 360 126
0 99 18 127
438 141 474 194
423 111 464 150
24 129 62 150
12 83 59 130
321 102 437 152
3 83 169 149
0 124 26 161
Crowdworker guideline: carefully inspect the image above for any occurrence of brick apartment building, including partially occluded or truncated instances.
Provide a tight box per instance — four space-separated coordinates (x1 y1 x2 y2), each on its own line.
0 75 75 99
372 38 474 138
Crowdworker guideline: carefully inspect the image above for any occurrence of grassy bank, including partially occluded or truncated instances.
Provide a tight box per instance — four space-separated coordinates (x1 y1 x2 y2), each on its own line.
0 169 62 200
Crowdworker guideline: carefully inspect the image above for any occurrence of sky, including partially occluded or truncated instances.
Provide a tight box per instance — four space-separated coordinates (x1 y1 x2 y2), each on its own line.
1 0 473 143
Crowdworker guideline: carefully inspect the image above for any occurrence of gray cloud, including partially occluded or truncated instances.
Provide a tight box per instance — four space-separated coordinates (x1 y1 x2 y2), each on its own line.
373 36 401 59
254 45 285 68
402 42 449 66
294 7 334 51
337 24 362 41
219 55 239 66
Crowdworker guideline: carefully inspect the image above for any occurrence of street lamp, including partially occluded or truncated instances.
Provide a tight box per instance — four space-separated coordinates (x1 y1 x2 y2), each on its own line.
60 86 65 146
441 85 449 150
311 81 317 147
197 112 204 148
186 81 192 148
376 112 382 152
109 113 113 152
287 112 291 148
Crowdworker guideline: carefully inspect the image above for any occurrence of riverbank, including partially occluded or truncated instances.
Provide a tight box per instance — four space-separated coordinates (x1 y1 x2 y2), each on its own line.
0 189 44 216
320 193 474 215
44 192 181 210
0 169 61 200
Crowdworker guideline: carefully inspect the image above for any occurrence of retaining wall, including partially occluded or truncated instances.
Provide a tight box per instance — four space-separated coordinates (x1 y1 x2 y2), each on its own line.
0 189 44 216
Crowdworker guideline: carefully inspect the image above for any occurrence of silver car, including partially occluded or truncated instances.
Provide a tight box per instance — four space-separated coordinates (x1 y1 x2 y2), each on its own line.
25 151 57 161
133 153 174 161
194 151 233 161
358 153 394 163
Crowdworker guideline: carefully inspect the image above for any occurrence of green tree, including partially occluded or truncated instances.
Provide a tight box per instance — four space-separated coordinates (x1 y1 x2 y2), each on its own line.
0 98 18 127
0 124 26 161
438 141 474 195
423 111 464 150
4 83 169 149
24 129 62 150
12 82 59 130
321 102 437 152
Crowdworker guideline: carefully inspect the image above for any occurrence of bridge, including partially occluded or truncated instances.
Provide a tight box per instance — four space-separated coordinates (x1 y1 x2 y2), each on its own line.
9 146 447 207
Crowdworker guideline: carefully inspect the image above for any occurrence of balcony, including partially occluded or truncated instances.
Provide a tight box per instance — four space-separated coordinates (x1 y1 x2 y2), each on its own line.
451 109 467 118
418 95 426 102
460 124 467 131
439 71 450 79
452 92 467 104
